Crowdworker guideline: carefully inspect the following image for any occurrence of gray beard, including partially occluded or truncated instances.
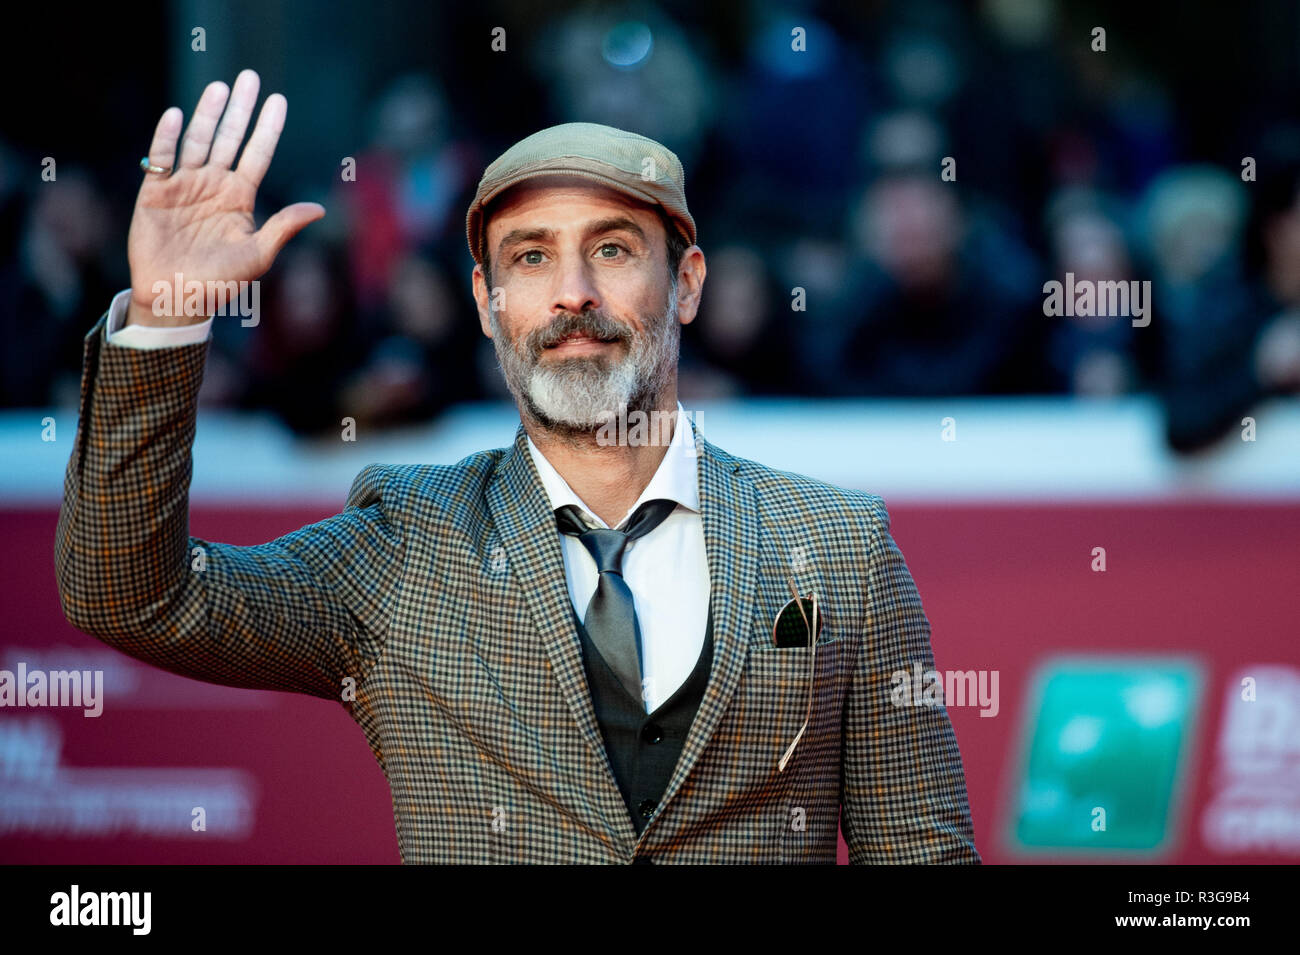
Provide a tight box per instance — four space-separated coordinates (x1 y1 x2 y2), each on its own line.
490 292 679 436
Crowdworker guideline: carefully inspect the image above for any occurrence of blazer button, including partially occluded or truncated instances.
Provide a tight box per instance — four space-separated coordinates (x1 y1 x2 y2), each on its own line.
637 799 658 819
640 722 663 744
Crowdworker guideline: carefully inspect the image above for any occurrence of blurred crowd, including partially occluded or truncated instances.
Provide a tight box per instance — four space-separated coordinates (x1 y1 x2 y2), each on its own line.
4 0 1300 453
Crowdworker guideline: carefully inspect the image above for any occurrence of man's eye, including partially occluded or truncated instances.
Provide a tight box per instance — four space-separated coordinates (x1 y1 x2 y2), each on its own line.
597 243 625 258
521 250 545 265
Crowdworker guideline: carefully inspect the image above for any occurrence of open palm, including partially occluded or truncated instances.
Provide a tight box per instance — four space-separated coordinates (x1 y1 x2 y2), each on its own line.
127 69 324 326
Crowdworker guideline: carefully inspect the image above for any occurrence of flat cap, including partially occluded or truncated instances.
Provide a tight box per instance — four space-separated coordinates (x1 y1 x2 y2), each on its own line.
465 122 696 268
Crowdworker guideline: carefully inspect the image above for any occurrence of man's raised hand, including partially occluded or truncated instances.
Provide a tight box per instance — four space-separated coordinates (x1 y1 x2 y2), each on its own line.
125 69 325 327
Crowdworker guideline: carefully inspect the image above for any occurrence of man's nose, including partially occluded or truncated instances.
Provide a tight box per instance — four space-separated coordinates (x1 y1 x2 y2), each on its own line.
551 252 601 316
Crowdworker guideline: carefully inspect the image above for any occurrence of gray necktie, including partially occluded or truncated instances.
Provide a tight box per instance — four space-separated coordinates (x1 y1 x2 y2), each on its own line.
555 499 677 705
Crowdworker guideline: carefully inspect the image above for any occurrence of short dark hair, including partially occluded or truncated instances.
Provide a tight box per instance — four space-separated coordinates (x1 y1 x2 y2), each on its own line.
483 204 689 289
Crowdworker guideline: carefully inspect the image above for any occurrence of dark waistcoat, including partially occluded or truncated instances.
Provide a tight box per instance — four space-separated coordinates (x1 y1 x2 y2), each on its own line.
571 600 715 835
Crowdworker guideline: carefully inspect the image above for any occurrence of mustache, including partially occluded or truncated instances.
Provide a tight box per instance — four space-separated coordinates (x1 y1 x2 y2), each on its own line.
527 311 633 356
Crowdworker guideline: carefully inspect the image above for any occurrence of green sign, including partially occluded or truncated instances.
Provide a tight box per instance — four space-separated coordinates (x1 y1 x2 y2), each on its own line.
1009 657 1202 856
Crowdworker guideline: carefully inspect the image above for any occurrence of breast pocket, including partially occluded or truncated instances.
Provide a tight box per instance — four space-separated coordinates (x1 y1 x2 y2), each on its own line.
737 633 852 771
743 634 854 863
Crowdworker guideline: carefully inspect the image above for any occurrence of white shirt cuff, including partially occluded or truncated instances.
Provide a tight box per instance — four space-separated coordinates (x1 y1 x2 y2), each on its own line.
103 289 214 349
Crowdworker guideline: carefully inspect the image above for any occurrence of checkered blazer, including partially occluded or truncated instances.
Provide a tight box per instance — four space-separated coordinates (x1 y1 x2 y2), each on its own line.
55 310 980 864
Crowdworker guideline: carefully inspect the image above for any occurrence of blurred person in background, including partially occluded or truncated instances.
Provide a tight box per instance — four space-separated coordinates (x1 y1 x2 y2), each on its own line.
333 73 481 315
1242 129 1300 399
677 240 801 399
1042 187 1154 397
337 247 482 428
0 166 119 408
534 5 713 172
1141 165 1276 453
712 10 872 237
239 239 364 437
811 161 1044 396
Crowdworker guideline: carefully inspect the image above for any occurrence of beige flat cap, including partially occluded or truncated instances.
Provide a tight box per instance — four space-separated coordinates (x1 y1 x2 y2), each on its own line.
465 122 696 267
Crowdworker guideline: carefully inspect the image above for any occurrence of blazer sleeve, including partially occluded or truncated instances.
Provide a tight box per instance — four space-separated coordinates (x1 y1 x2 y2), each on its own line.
841 495 982 863
53 310 405 702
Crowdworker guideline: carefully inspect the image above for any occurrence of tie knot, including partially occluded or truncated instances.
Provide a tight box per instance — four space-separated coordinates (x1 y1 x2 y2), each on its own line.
555 498 676 575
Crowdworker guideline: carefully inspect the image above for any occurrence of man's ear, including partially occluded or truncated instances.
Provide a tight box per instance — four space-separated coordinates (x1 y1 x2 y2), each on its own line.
471 264 494 338
674 246 707 327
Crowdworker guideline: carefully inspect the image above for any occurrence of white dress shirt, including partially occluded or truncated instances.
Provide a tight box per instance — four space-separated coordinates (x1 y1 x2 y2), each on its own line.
99 289 711 713
527 405 710 713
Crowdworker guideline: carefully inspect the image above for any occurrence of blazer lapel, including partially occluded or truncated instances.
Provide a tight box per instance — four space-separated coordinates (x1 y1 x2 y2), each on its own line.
642 416 758 837
485 424 636 848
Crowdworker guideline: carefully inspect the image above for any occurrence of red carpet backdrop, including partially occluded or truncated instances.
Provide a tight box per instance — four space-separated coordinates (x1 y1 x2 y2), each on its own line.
3 498 1296 864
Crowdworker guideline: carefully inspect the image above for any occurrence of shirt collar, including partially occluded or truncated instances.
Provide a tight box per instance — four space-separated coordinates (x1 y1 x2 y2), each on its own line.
525 401 699 529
